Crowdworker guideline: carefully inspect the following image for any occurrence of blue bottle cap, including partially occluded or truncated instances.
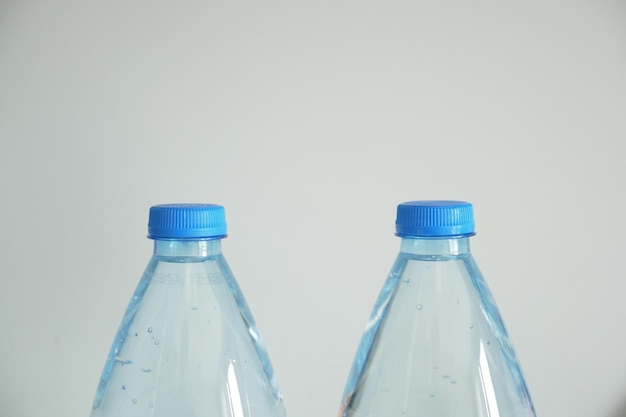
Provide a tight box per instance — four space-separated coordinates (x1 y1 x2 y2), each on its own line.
148 204 227 239
395 201 475 238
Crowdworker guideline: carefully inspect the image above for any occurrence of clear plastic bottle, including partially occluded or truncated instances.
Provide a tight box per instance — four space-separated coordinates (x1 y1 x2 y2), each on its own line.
339 201 536 417
90 204 285 417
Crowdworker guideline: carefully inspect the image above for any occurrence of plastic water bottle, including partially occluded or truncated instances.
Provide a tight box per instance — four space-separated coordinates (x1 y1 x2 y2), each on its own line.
90 204 286 417
339 201 536 417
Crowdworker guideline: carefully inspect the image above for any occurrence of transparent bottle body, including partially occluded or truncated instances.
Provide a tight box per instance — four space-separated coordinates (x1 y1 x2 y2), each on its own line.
90 239 285 417
340 238 535 417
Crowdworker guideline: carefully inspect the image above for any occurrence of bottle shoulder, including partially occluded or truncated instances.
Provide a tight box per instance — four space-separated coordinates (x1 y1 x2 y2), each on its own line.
399 237 471 257
396 252 473 262
151 253 224 263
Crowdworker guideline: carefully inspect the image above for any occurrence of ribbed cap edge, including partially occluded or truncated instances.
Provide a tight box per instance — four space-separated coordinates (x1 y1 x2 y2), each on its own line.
395 200 475 237
148 204 227 239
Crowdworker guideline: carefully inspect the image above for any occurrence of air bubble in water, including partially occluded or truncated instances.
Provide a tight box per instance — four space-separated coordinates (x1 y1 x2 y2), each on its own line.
114 357 133 366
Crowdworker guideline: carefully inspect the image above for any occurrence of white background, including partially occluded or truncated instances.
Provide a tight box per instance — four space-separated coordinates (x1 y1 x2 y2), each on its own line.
1 0 625 416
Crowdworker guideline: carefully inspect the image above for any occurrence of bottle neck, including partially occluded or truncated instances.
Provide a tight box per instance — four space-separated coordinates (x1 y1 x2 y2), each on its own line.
399 237 470 256
153 239 223 257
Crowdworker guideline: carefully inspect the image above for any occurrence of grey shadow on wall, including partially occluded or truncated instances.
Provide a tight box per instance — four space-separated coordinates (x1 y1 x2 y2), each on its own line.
609 395 626 417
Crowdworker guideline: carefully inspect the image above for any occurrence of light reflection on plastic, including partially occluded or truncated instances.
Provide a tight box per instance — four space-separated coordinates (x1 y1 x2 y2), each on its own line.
227 361 244 417
478 342 500 417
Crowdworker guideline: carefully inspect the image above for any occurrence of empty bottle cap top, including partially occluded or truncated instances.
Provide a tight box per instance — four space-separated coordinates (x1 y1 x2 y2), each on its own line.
148 204 227 239
395 201 475 238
